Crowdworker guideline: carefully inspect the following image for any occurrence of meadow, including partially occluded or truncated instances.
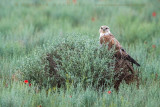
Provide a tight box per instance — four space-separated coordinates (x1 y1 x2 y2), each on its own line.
0 0 160 107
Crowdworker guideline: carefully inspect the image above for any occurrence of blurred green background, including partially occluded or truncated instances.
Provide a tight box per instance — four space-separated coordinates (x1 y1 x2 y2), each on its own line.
0 0 160 107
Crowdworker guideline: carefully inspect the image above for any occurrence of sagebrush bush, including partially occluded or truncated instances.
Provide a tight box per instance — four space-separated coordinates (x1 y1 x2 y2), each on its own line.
19 36 116 89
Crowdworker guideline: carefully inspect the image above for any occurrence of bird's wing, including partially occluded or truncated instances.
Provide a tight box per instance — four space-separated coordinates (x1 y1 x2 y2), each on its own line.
100 35 140 66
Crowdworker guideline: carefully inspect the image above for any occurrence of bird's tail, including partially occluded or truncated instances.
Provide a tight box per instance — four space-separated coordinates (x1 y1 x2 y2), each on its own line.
126 55 140 66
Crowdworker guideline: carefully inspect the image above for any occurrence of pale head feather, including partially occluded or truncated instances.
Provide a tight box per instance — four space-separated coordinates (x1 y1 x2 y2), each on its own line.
99 25 111 39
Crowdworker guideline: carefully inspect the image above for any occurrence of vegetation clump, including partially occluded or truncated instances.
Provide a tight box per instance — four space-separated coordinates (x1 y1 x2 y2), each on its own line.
20 37 139 90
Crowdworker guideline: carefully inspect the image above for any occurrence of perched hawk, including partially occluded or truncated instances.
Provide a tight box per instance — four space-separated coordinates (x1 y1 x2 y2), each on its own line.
99 25 140 66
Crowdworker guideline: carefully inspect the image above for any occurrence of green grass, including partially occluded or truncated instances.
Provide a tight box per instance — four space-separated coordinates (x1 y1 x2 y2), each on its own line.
0 0 160 106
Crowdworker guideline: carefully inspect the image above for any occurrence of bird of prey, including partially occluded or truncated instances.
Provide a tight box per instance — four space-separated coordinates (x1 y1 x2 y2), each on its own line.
99 25 140 66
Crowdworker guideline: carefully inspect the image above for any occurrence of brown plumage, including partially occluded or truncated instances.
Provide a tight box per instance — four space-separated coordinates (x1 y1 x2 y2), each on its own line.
99 25 140 66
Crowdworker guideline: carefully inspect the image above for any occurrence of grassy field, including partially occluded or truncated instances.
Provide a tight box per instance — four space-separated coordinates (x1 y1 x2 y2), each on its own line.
0 0 160 107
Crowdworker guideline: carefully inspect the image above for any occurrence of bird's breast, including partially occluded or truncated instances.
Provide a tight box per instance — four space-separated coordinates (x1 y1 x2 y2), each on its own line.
99 33 110 39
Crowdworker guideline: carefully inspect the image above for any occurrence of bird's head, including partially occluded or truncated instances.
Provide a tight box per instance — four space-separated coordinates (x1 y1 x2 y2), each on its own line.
99 25 110 34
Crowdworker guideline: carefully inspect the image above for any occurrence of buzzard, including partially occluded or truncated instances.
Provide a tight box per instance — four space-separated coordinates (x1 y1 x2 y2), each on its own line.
99 25 140 66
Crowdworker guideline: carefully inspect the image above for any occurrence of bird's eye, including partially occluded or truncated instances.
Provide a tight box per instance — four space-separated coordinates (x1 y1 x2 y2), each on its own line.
101 27 103 29
105 28 108 29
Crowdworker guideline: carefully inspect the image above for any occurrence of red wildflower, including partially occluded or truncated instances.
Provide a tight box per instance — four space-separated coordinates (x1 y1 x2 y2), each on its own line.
152 45 156 48
29 83 31 87
72 0 76 4
24 80 28 83
70 96 72 98
91 17 95 22
108 91 111 94
152 12 156 17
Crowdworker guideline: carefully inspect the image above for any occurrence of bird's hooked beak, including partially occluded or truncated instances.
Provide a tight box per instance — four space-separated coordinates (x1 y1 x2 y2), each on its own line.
103 29 105 32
